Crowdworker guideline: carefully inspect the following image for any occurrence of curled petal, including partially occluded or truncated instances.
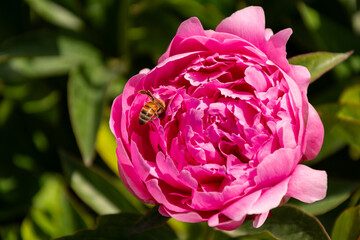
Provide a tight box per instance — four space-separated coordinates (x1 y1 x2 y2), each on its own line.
286 164 327 203
159 205 210 223
146 179 190 212
109 95 123 139
159 17 206 63
216 6 266 49
116 138 154 204
266 28 292 71
302 104 324 160
248 177 290 214
253 211 270 228
255 147 301 187
290 64 311 93
210 191 261 223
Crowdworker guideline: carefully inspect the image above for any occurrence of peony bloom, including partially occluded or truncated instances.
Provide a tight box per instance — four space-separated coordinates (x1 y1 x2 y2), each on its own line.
110 6 327 230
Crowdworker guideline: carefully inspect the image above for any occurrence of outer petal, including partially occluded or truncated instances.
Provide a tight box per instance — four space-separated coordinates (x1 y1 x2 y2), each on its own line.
253 211 269 228
303 104 324 160
145 179 190 212
122 71 147 113
209 191 261 224
216 6 266 49
266 28 292 71
159 17 206 63
109 95 123 139
286 164 327 203
160 206 209 223
145 51 208 89
212 218 246 231
116 138 155 204
255 147 301 187
248 177 290 214
290 64 311 93
116 71 147 144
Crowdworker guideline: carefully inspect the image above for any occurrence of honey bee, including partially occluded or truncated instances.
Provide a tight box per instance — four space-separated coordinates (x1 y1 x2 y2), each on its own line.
138 90 165 125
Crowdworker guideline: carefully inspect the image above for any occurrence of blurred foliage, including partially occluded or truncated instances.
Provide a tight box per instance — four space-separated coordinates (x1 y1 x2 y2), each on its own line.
0 0 359 239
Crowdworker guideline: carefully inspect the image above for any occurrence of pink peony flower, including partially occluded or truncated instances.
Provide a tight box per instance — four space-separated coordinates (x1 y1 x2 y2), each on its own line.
110 6 327 230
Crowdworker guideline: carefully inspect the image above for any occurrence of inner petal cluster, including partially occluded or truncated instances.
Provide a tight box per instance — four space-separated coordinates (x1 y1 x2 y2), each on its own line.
132 53 296 210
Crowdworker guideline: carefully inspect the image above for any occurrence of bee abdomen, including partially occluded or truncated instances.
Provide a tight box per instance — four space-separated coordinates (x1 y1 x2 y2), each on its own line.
139 103 156 125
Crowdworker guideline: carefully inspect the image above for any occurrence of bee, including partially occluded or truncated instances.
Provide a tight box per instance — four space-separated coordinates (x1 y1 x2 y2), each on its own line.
138 90 165 125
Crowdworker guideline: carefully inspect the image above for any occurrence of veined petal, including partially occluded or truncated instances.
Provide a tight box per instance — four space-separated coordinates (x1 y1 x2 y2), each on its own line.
216 6 266 49
266 28 292 71
286 164 327 203
159 17 206 63
302 104 324 160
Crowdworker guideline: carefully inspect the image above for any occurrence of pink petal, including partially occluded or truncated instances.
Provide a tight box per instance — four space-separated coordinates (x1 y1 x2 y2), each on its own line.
265 28 273 40
302 104 324 160
290 64 311 93
244 66 269 92
214 190 261 221
282 70 304 108
146 179 190 212
122 71 146 114
248 177 290 214
212 218 246 231
169 137 186 169
118 71 147 143
253 211 270 228
287 164 327 203
266 28 292 71
191 191 224 211
216 6 266 49
156 151 198 190
130 139 151 182
255 147 301 187
116 138 154 204
109 95 123 138
145 51 207 89
159 206 209 222
159 17 206 63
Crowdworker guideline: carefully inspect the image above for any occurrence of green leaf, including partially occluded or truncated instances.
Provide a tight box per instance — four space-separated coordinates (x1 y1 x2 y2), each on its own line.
296 1 360 52
130 206 170 235
0 31 101 62
0 31 102 83
68 64 109 165
309 128 346 165
331 205 360 240
54 212 178 240
0 56 79 82
20 174 94 240
312 84 360 160
349 144 360 161
297 2 321 31
289 51 353 83
340 83 360 104
235 232 279 240
0 224 22 240
349 189 360 207
231 205 330 240
25 0 84 31
214 230 279 240
60 151 142 215
289 180 359 215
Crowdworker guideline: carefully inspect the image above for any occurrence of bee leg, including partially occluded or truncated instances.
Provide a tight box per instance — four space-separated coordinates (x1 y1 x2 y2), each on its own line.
138 90 155 101
150 113 159 122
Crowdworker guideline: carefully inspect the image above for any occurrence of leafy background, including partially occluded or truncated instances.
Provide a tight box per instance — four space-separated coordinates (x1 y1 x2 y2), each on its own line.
0 0 359 239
